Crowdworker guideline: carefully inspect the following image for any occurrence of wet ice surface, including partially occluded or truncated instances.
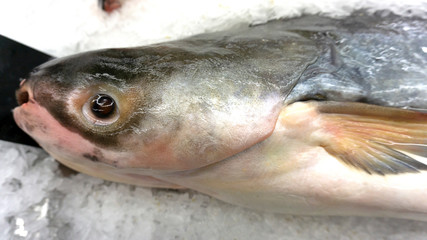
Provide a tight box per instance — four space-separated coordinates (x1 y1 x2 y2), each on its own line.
1 0 427 58
1 140 427 239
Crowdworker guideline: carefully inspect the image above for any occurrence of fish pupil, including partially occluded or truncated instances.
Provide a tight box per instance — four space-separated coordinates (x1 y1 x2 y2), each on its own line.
91 94 115 118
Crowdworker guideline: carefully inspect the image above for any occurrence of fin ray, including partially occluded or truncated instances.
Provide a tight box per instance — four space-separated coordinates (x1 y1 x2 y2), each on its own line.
315 101 427 175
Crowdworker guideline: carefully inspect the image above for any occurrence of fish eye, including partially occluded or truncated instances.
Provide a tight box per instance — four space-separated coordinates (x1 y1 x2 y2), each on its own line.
83 93 120 125
91 94 115 118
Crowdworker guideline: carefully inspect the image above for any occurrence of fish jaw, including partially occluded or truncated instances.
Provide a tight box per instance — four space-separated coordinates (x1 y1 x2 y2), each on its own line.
12 98 182 188
13 97 124 169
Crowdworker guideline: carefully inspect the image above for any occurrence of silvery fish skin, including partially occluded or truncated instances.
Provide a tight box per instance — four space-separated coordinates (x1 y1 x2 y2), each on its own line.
13 12 427 220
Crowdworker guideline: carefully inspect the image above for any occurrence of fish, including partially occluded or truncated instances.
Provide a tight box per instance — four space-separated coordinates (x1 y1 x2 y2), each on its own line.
13 11 427 221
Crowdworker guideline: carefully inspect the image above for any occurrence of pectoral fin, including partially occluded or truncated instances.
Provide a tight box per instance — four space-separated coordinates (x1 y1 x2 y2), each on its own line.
314 101 427 175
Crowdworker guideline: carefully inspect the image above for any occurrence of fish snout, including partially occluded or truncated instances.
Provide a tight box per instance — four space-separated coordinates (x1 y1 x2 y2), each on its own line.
16 79 33 106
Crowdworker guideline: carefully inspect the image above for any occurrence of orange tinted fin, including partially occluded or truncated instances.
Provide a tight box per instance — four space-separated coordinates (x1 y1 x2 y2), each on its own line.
315 101 427 175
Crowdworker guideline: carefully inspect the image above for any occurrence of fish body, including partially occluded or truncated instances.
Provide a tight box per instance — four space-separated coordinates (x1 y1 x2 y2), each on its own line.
13 12 427 220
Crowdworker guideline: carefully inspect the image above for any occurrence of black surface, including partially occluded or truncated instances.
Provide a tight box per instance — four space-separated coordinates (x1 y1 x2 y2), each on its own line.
0 35 53 147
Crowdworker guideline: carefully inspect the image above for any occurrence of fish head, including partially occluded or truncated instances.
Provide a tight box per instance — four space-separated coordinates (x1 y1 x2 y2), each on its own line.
13 50 148 176
13 48 282 176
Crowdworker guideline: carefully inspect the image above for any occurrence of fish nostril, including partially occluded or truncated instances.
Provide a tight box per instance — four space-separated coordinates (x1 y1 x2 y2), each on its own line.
17 90 29 106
